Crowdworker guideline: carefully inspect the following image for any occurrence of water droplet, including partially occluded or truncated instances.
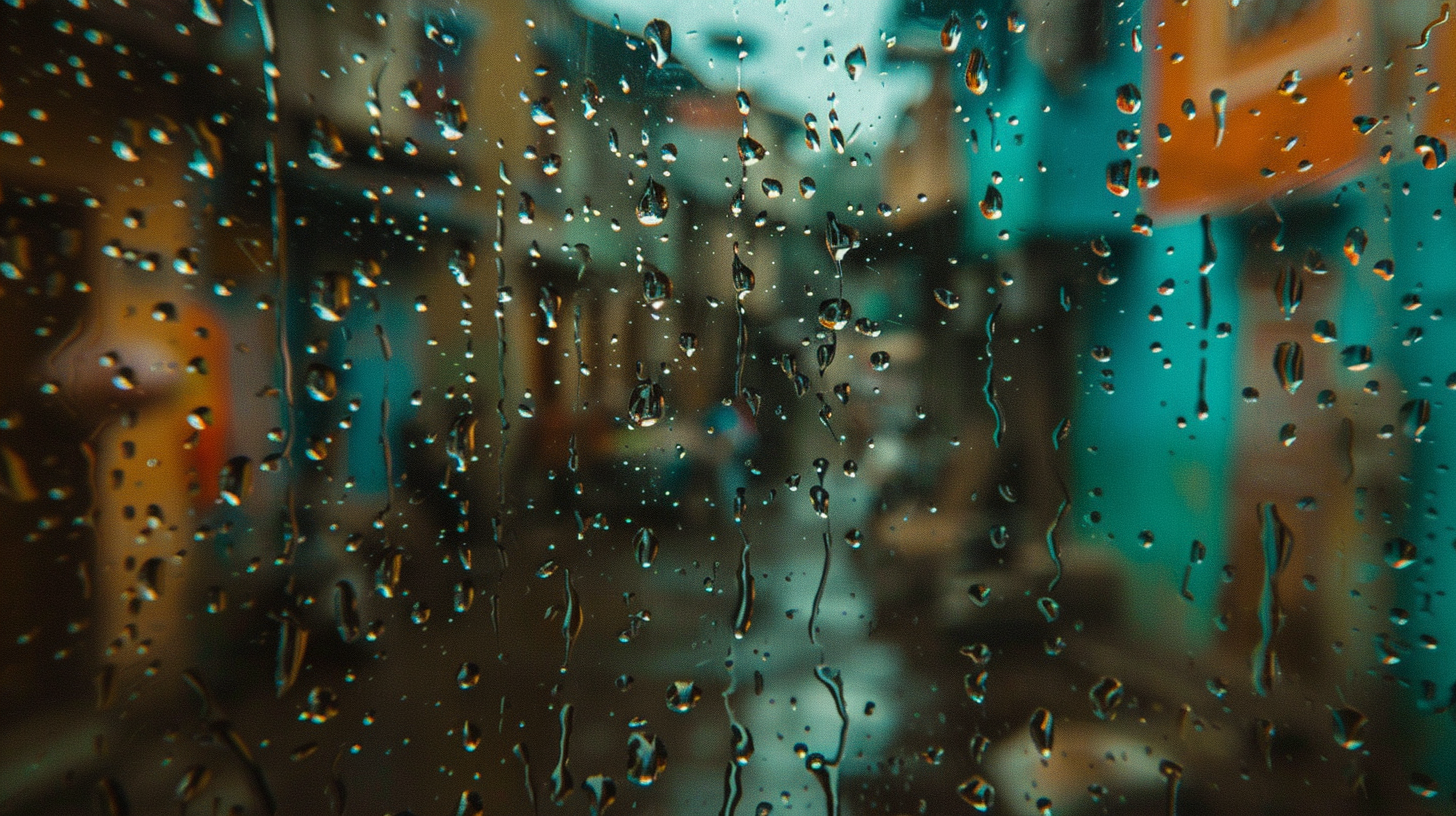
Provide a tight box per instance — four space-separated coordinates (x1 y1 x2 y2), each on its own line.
529 98 557 127
941 12 962 52
425 15 461 53
136 557 164 601
1275 266 1303 319
733 246 755 298
965 48 989 95
634 527 659 568
1279 423 1297 446
628 377 665 428
436 100 467 140
299 686 339 723
274 615 308 697
809 484 829 518
219 456 251 506
627 731 667 785
641 263 672 310
1384 537 1418 569
307 117 346 169
1401 399 1431 440
1115 83 1142 114
334 581 360 643
1411 773 1440 798
1416 134 1448 169
957 776 994 811
582 775 616 816
824 213 860 262
309 273 350 322
818 298 852 330
1344 227 1367 265
845 45 867 80
737 135 766 165
1210 88 1228 147
637 177 669 226
305 363 338 402
816 340 836 376
1029 707 1054 759
1272 341 1304 393
644 19 672 68
1089 677 1123 720
1106 159 1131 196
1341 344 1373 370
461 719 482 752
375 550 403 598
1330 705 1367 749
666 680 702 712
174 766 212 805
447 412 477 473
979 184 1003 219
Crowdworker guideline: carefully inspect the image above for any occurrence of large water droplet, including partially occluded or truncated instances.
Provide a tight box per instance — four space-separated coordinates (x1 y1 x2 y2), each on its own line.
1089 676 1123 720
307 117 346 169
1330 706 1367 749
1029 707 1054 759
737 135 766 166
979 184 1003 219
1273 341 1304 393
628 378 665 428
1115 83 1142 114
334 580 360 642
634 527 659 568
845 45 867 80
1416 134 1448 169
957 776 994 811
665 680 702 712
965 48 989 95
644 19 672 68
627 731 667 785
641 263 672 311
219 456 251 506
825 213 860 261
436 100 467 140
818 298 852 331
941 12 962 52
305 363 338 402
1106 159 1132 196
637 177 669 226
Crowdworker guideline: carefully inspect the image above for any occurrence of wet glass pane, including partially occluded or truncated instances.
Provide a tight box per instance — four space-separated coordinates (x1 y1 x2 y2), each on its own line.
3 0 1455 814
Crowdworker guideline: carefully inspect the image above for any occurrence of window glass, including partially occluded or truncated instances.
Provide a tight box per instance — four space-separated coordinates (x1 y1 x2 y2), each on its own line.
2 1 1454 814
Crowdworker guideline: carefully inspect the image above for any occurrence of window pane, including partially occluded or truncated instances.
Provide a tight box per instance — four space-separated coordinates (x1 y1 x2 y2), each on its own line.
2 1 1453 814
